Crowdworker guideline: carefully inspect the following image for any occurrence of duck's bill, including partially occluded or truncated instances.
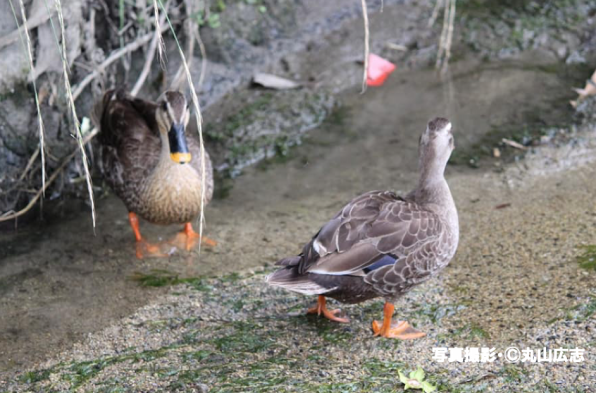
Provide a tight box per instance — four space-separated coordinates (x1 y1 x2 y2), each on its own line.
169 123 192 164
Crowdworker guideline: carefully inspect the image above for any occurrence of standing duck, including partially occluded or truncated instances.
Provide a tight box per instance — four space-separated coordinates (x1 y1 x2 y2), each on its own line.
95 89 215 258
267 118 458 339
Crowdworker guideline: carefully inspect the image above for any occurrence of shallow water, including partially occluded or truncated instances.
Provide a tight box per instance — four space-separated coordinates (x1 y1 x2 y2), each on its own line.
0 59 582 374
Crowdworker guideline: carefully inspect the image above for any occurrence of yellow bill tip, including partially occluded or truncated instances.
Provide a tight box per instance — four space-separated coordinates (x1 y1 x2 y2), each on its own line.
170 152 192 164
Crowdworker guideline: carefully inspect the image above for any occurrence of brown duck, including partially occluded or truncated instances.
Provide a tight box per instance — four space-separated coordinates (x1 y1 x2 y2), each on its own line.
95 89 215 258
267 118 459 339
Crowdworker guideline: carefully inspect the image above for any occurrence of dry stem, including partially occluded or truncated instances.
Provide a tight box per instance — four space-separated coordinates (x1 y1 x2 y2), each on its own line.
428 0 444 27
193 27 208 91
0 4 55 49
72 25 168 101
10 0 47 195
435 0 456 73
153 0 167 69
360 0 369 94
442 0 456 73
131 5 168 96
53 0 96 227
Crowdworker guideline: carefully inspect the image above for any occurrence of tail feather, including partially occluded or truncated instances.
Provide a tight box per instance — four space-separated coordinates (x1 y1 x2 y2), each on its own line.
275 256 301 267
266 267 335 296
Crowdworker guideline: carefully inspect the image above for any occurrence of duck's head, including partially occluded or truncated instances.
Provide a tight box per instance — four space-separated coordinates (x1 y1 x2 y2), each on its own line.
156 91 191 164
418 117 454 176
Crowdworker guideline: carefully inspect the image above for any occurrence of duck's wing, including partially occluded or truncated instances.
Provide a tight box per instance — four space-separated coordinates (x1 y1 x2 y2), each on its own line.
285 190 445 284
96 89 159 148
95 89 161 198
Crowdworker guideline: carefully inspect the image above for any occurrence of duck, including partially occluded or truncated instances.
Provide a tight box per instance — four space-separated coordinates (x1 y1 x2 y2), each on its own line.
266 117 459 339
94 89 215 258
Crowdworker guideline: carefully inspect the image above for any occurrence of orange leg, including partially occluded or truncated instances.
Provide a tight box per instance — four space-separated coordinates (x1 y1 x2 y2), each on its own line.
128 212 168 259
307 295 350 323
170 223 217 251
371 302 426 339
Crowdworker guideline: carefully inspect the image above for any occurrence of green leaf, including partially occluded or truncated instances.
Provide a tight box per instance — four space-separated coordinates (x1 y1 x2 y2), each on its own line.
421 381 437 393
398 370 409 384
410 367 425 382
208 13 221 29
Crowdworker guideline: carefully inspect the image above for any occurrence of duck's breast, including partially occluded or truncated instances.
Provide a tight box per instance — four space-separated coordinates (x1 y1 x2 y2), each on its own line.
138 163 205 225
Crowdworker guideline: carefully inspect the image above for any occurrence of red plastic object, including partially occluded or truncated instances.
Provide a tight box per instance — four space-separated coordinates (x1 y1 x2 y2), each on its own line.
367 54 396 87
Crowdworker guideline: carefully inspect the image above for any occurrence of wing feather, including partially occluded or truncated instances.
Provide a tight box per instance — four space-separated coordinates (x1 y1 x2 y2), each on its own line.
292 190 445 287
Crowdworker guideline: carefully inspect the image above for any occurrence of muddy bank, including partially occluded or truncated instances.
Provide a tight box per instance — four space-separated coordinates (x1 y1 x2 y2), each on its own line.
3 103 596 391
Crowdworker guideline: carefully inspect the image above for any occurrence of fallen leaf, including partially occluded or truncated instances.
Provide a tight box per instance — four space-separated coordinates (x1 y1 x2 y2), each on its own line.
253 72 300 90
501 138 527 150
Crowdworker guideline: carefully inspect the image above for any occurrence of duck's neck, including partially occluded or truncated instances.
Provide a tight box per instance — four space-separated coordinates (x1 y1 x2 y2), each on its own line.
145 132 199 191
156 131 176 170
416 157 447 200
415 161 454 205
415 167 458 232
415 172 450 206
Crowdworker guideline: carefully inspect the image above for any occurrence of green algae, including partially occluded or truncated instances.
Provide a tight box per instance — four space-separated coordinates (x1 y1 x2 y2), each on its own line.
576 245 596 270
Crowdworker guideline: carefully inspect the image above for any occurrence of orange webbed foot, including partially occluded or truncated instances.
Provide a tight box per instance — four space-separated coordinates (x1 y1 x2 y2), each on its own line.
128 212 171 259
371 302 426 339
307 295 350 323
135 239 170 259
169 223 217 251
371 319 426 340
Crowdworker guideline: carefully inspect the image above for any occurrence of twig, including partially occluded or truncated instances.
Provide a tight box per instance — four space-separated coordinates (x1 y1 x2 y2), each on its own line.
435 0 450 70
428 0 444 27
10 0 47 194
72 26 168 101
360 0 369 94
0 128 99 223
131 6 168 96
435 0 456 72
0 5 55 49
441 0 456 74
17 147 40 183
